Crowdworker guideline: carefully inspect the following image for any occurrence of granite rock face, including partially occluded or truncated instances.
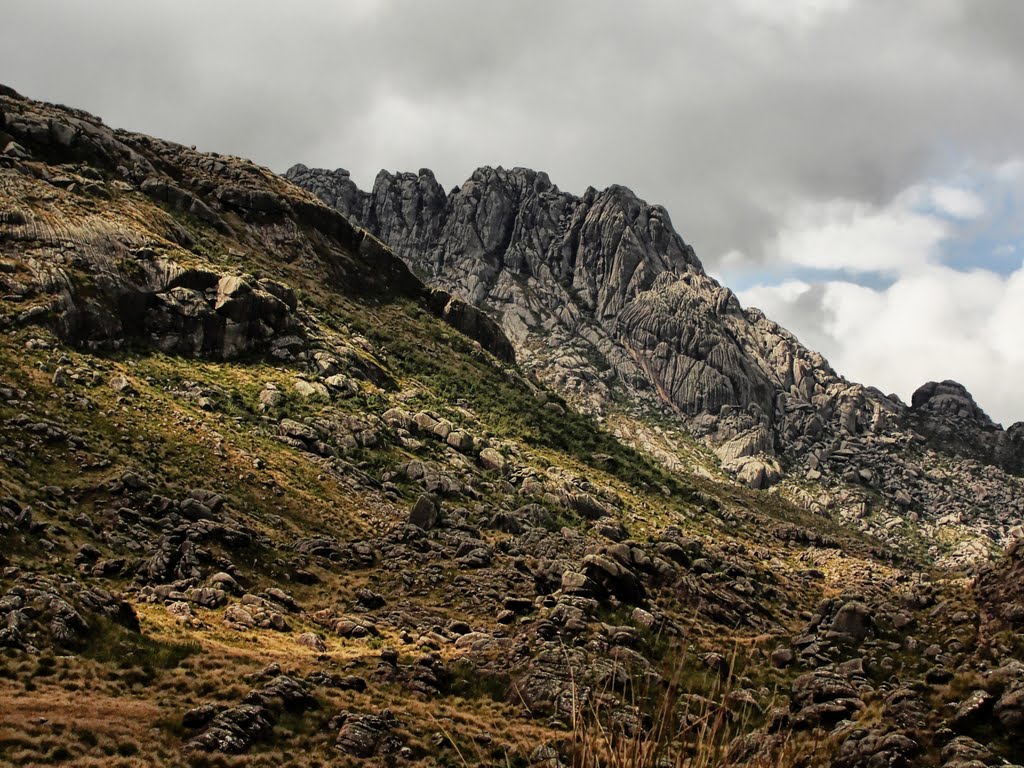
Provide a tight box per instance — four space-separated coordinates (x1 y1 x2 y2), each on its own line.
285 164 820 423
288 163 1024 561
912 380 994 426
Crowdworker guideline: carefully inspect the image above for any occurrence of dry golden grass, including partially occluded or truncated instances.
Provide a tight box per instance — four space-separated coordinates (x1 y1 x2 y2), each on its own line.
0 586 564 767
0 674 174 766
0 171 930 767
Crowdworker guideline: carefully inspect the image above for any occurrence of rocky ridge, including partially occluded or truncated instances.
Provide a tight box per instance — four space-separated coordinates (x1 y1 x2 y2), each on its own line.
0 91 512 369
288 163 1024 567
1 85 1023 766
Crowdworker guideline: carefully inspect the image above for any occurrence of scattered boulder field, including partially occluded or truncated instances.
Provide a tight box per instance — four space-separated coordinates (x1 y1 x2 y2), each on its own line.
0 84 1022 766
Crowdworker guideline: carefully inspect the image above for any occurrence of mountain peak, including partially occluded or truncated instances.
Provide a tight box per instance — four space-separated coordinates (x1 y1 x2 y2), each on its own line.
289 161 1024 509
911 379 995 427
285 163 703 295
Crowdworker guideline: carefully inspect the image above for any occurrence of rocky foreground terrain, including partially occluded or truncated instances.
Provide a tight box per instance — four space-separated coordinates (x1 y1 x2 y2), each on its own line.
0 85 1023 767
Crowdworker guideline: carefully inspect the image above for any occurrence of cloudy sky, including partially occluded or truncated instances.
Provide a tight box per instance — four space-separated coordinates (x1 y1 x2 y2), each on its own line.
4 0 1023 423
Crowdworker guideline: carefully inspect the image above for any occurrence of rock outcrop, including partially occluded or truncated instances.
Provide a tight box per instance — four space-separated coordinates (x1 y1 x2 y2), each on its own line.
287 163 1024 561
0 93 515 366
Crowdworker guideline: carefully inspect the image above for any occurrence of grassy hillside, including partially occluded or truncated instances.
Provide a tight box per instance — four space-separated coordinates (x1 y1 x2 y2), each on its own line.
0 86 1012 768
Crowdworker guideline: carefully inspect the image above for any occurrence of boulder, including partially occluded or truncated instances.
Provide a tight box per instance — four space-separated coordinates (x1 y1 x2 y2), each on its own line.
409 494 440 530
335 710 402 758
183 704 274 754
828 602 872 642
582 554 645 604
479 447 507 472
911 380 994 426
791 669 864 728
446 430 475 453
994 685 1024 734
297 632 327 653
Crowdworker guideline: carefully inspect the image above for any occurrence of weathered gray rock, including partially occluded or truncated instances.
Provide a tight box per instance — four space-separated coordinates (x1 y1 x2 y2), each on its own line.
479 447 507 472
446 430 475 453
828 601 872 642
582 553 645 604
334 709 402 758
183 703 274 754
835 728 919 768
289 161 1024 558
790 669 865 728
189 588 228 609
183 675 317 755
409 494 440 530
293 379 328 399
297 632 327 652
951 689 994 733
940 735 996 767
912 380 994 426
994 685 1024 734
732 457 781 490
770 647 794 668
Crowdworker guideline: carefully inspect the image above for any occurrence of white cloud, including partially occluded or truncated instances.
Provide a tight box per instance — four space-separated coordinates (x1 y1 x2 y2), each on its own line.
740 264 1024 425
761 179 991 278
768 196 948 274
738 166 1024 425
928 185 986 219
996 159 1024 181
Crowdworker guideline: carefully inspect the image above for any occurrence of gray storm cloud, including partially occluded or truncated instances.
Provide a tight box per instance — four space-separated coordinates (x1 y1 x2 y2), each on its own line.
3 0 1023 420
4 0 1022 262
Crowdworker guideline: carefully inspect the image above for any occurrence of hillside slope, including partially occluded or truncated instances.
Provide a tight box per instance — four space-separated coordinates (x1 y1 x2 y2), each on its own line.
287 163 1024 570
0 86 1021 766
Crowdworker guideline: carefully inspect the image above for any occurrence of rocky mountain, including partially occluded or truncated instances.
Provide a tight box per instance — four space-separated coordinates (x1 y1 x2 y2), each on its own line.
2 85 1024 767
287 163 1024 569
